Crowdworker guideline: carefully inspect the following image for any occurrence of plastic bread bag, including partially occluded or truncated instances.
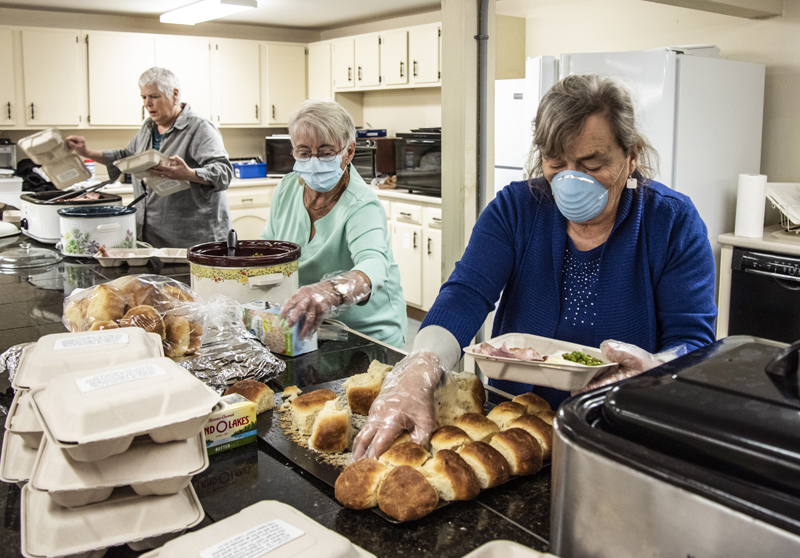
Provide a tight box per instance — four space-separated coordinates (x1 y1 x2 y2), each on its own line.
61 274 206 358
173 294 285 394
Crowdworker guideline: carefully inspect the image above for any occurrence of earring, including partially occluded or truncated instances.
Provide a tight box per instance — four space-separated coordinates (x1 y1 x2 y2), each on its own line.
626 175 637 189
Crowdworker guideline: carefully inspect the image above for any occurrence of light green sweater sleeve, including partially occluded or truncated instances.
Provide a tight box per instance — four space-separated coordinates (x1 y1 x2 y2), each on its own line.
346 200 390 293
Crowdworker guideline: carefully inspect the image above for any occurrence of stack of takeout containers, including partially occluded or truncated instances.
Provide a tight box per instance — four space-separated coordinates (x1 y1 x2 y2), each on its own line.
0 328 220 557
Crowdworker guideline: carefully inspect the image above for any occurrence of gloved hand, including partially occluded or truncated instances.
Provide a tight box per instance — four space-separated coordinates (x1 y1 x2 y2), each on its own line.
351 350 446 461
574 340 689 394
281 271 370 339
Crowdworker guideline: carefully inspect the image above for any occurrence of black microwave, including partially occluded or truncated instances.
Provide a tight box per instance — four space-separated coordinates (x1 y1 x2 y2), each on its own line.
264 137 294 175
394 129 441 196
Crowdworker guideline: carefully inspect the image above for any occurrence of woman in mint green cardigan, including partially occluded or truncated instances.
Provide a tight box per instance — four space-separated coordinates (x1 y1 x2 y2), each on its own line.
262 99 407 348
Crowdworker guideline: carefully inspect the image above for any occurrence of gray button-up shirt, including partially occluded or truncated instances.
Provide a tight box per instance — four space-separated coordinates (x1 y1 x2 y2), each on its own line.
102 103 233 248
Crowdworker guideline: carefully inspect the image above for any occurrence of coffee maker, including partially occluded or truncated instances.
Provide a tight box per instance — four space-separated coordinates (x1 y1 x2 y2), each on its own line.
0 139 16 171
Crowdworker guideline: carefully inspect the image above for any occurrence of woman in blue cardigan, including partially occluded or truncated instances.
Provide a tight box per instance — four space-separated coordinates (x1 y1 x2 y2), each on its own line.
353 74 717 460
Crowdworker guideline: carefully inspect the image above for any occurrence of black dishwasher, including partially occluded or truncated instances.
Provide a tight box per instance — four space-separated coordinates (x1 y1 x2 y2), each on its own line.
728 247 800 343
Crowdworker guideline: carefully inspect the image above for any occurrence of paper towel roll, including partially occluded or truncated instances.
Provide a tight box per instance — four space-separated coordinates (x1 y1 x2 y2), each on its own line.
734 174 767 238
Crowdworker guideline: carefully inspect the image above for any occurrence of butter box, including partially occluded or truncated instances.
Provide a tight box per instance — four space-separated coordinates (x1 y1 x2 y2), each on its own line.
204 394 256 456
242 301 318 357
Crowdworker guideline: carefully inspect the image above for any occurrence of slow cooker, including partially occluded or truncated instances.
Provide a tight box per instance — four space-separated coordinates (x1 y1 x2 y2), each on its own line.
551 335 800 557
57 205 136 258
187 240 300 305
20 191 122 244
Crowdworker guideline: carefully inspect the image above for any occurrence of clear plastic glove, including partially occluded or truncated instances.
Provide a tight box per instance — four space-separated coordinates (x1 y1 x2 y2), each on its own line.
350 350 447 462
573 340 689 395
281 270 370 339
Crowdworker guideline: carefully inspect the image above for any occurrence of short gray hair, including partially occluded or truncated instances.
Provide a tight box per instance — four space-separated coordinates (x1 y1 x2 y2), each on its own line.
288 99 355 149
138 67 181 102
527 74 658 183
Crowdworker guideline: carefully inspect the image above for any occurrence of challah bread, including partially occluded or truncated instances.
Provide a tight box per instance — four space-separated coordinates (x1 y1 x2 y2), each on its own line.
490 428 543 476
290 389 336 435
487 401 526 430
419 449 480 501
224 379 275 414
512 392 552 416
343 360 392 415
536 409 556 425
335 458 389 509
429 425 472 454
457 441 510 489
309 399 352 453
377 465 439 522
378 441 431 468
508 414 553 459
455 413 500 443
119 305 165 340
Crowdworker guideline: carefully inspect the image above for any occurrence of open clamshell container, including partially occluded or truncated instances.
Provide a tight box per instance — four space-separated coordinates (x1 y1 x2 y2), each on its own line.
5 389 43 449
30 357 220 462
31 433 208 508
93 248 158 267
463 333 617 391
14 328 165 390
21 484 204 558
140 500 376 558
0 431 39 485
113 150 189 197
17 128 73 165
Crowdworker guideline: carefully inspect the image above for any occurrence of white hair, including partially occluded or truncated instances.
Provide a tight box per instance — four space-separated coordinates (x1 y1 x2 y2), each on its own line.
138 67 181 102
288 99 355 148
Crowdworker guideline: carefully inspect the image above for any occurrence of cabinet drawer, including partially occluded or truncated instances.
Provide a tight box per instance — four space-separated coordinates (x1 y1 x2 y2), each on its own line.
227 187 273 209
380 199 391 220
392 202 422 224
423 206 442 229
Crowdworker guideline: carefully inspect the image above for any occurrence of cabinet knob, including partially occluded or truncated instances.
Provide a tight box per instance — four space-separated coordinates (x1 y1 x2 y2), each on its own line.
413 61 418 77
400 61 404 78
358 66 362 81
30 102 34 120
348 66 352 81
427 237 432 255
413 231 417 249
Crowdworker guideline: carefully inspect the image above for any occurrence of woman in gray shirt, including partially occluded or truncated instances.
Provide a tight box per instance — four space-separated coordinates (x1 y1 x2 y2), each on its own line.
67 67 233 248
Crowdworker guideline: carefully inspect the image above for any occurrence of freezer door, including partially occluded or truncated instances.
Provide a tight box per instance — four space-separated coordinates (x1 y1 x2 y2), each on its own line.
494 78 529 169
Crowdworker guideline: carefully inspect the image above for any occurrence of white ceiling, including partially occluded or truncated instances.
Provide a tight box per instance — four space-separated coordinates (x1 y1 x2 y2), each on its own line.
0 0 443 30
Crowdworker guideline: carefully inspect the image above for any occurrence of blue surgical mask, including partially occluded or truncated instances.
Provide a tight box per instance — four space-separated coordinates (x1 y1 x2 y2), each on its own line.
550 163 626 223
293 155 345 193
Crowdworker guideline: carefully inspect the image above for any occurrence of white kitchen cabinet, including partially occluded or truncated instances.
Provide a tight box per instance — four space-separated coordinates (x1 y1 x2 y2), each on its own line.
0 30 16 126
409 24 440 85
355 35 380 88
155 35 212 121
21 29 82 126
231 206 270 240
332 39 355 90
381 30 408 86
266 43 306 125
87 31 155 126
212 39 260 125
392 220 422 307
422 207 442 310
227 181 275 240
308 42 332 100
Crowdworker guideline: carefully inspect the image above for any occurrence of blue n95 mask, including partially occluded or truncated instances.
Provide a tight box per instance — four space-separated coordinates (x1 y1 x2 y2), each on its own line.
550 170 609 222
294 154 345 193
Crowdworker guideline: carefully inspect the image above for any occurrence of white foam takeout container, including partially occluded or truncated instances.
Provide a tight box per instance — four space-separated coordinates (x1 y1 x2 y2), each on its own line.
463 333 617 391
140 500 376 558
113 150 190 197
31 433 209 508
0 431 39 485
14 328 165 391
21 483 205 558
30 356 220 462
154 248 188 264
92 248 188 267
17 128 73 166
5 389 43 449
462 540 555 557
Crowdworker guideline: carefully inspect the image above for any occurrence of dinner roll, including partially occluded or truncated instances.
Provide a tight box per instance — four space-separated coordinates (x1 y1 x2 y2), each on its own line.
186 321 202 354
429 425 472 454
224 379 275 414
390 430 412 448
309 399 352 453
489 428 543 476
63 297 89 332
455 413 500 443
487 401 526 430
86 284 126 324
508 414 554 459
114 276 160 308
377 465 439 522
343 360 392 415
290 389 336 435
283 385 302 400
512 392 552 416
88 320 119 331
335 458 389 509
536 409 556 426
419 449 480 501
163 315 191 357
119 305 166 339
378 442 430 468
453 371 486 409
457 441 510 489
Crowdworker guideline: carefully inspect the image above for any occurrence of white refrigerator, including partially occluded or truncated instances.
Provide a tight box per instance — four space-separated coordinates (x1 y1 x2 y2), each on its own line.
552 47 766 264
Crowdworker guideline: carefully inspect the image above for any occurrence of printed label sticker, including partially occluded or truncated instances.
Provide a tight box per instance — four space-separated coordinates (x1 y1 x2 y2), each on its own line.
54 333 129 350
75 364 166 393
200 519 304 558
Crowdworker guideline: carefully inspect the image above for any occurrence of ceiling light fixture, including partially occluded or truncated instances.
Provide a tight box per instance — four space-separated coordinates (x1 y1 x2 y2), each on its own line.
160 0 257 26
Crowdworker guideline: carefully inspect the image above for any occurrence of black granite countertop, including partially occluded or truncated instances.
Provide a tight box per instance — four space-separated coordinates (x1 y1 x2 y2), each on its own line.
0 234 552 557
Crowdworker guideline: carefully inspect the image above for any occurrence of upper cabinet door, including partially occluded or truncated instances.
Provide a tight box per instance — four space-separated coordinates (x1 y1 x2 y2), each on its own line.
22 29 82 127
213 39 260 126
381 30 408 86
332 39 354 90
155 35 211 122
308 42 332 100
410 24 440 85
0 29 16 126
266 43 306 125
87 32 155 126
354 35 380 88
